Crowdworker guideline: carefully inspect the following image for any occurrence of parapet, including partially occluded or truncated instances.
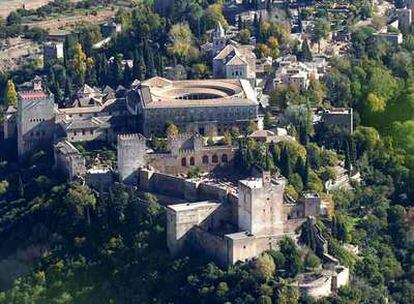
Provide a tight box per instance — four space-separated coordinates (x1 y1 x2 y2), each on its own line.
168 132 202 141
118 133 146 146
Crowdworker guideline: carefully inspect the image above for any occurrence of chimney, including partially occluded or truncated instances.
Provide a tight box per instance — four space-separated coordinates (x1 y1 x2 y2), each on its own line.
262 171 271 188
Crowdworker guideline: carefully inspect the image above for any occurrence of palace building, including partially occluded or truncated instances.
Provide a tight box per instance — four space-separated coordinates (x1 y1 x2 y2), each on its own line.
126 76 259 137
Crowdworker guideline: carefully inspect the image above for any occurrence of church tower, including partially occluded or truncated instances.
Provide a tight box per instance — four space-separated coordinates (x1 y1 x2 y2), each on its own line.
212 22 227 55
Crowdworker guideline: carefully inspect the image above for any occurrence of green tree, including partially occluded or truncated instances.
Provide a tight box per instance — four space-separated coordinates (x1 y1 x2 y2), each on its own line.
258 295 272 304
4 79 17 107
311 18 330 52
237 29 251 44
166 123 179 137
252 253 276 282
279 237 303 277
299 39 312 61
304 251 320 269
69 43 87 87
247 120 258 134
215 282 229 302
167 23 199 63
64 183 96 226
0 180 8 195
85 57 97 86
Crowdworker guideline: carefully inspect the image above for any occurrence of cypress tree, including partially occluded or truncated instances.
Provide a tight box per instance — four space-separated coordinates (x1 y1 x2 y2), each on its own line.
303 156 310 188
344 141 351 175
295 157 305 180
109 55 123 87
64 78 73 98
132 50 140 80
143 40 156 78
281 146 292 179
237 15 243 31
299 120 309 146
123 63 132 87
85 58 97 87
300 39 313 62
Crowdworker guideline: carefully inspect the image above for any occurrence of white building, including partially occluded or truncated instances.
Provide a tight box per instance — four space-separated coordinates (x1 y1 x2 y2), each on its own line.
213 44 256 82
272 55 326 90
43 41 64 66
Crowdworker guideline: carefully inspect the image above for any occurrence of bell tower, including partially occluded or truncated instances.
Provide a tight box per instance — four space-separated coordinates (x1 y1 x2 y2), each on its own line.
213 22 227 55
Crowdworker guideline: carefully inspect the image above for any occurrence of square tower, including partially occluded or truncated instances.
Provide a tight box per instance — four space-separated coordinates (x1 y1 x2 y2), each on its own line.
17 86 56 160
238 172 286 236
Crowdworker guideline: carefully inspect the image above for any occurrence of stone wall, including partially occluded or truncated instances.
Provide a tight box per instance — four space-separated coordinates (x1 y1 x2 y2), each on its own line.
53 140 86 180
226 232 291 265
166 201 221 255
138 168 238 205
191 226 229 266
333 266 350 291
197 182 229 203
299 274 333 299
140 169 186 197
85 169 113 191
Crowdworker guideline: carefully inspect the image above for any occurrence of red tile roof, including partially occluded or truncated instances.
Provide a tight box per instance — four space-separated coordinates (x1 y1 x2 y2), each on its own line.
19 91 49 100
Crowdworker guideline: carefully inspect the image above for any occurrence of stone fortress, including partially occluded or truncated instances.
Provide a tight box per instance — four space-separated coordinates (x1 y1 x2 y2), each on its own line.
1 20 353 297
166 172 315 266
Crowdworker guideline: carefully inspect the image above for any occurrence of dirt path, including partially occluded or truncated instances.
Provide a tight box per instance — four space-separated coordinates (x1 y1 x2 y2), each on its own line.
23 9 117 30
0 0 83 17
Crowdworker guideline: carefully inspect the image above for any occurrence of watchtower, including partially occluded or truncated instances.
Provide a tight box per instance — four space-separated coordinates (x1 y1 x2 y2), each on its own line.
238 172 286 236
117 133 147 184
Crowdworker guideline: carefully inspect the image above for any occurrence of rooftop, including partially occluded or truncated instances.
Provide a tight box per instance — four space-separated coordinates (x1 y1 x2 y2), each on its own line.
239 177 265 189
19 91 50 100
239 176 286 189
225 231 255 240
167 201 220 212
54 140 81 156
139 77 258 109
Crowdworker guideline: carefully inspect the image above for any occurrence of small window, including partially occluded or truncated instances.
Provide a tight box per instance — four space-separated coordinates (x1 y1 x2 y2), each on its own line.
202 155 209 164
190 157 195 166
181 158 187 167
212 155 218 163
221 154 228 163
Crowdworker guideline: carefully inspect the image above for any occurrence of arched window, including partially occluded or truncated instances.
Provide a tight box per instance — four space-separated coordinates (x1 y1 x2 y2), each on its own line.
190 157 195 166
202 155 209 164
221 154 228 163
181 157 186 167
212 154 218 163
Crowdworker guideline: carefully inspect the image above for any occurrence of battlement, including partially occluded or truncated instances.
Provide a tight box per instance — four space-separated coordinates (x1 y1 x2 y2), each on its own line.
178 148 196 155
18 91 50 100
168 132 202 141
118 133 146 145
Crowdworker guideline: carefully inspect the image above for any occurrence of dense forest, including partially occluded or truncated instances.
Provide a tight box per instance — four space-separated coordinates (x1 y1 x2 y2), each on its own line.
0 0 414 303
